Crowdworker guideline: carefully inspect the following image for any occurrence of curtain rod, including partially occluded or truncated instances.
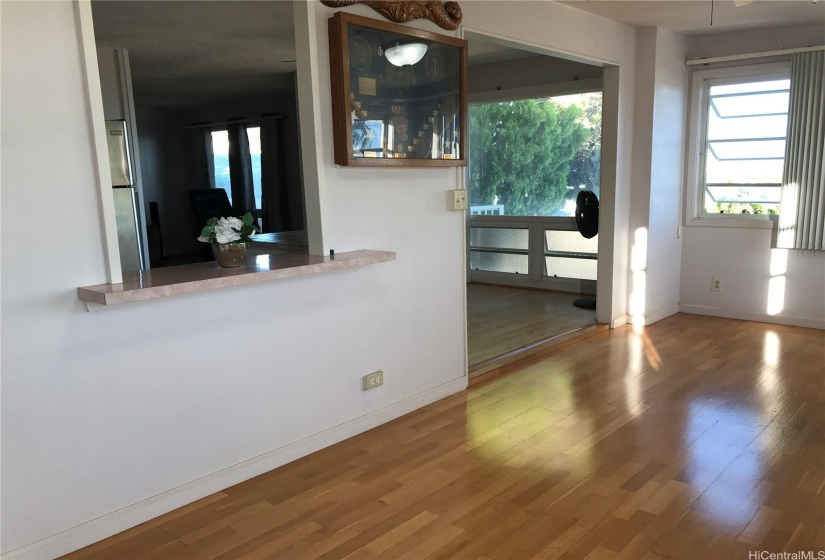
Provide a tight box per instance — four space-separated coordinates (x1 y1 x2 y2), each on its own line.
686 45 825 66
185 114 284 129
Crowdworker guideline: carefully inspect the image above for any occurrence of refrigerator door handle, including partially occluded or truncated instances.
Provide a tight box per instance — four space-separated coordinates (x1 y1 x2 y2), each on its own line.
106 120 133 187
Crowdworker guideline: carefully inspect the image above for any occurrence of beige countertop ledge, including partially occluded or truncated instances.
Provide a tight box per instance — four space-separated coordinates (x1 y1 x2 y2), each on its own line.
78 249 396 308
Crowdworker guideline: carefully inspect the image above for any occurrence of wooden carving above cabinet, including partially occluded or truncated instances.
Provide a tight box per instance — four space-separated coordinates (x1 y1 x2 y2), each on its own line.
320 0 463 30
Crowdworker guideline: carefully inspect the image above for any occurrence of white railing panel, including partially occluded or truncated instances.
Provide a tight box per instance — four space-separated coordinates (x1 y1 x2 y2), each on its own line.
468 215 598 291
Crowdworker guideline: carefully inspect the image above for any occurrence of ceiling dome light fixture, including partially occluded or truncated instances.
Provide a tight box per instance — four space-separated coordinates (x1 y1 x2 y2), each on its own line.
384 41 428 67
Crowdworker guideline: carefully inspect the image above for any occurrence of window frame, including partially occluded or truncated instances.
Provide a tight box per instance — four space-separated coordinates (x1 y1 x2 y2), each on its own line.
684 61 791 229
209 124 265 219
210 127 232 204
467 89 604 219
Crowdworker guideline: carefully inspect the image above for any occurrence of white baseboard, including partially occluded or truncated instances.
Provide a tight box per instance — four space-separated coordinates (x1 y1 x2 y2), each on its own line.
1 377 468 560
679 304 825 330
610 314 628 328
629 303 681 327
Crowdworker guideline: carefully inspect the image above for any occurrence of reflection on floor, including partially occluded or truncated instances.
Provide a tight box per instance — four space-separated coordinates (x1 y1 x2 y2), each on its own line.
467 283 596 366
63 315 825 560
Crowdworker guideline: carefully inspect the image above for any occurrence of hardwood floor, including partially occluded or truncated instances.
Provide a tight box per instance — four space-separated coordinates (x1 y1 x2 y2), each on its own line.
64 314 824 560
467 283 596 366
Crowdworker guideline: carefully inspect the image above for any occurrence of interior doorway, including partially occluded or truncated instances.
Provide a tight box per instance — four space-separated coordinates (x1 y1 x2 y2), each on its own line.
464 35 604 375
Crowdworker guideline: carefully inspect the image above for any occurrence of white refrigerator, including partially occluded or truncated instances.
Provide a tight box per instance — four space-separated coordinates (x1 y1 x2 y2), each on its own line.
105 119 144 272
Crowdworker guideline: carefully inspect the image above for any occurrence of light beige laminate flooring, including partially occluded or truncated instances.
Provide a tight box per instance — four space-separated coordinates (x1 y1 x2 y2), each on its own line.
467 283 596 366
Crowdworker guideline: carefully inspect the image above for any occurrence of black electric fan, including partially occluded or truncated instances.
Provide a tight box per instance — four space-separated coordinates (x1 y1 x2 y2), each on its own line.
573 189 598 310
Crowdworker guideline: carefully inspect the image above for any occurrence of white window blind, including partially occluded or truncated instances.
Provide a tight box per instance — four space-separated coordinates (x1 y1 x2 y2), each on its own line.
777 51 825 251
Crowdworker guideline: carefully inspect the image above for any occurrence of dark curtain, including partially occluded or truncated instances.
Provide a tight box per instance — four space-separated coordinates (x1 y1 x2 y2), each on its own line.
184 127 216 261
227 123 256 216
185 127 215 191
260 118 289 232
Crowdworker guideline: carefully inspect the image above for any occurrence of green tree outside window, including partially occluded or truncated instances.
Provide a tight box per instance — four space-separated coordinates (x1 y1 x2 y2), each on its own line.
469 94 599 217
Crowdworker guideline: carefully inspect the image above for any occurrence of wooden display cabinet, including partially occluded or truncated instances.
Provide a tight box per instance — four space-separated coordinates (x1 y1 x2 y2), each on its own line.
328 11 468 167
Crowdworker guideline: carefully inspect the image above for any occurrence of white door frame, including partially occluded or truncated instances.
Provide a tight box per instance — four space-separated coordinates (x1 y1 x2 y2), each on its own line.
461 27 619 325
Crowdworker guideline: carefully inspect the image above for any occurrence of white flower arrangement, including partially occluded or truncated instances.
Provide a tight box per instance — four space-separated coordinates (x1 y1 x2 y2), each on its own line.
197 213 259 245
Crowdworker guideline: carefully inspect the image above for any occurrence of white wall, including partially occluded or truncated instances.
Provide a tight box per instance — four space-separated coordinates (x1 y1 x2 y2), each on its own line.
647 29 687 319
687 23 825 60
1 2 464 556
628 29 657 322
628 27 687 325
681 228 825 328
469 55 602 95
679 25 825 329
0 1 637 558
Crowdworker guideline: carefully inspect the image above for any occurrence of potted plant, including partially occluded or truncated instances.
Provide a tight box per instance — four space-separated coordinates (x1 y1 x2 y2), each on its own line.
197 212 259 268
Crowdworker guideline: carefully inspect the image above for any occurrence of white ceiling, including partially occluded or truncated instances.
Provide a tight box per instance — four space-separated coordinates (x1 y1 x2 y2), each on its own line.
92 0 824 109
558 0 825 37
91 1 297 109
92 0 544 109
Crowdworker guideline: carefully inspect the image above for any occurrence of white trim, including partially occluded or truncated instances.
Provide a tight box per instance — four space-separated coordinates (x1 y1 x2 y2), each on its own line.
459 25 618 340
684 61 791 227
686 45 825 67
596 65 620 326
462 27 615 67
679 304 824 330
629 303 680 327
456 26 470 378
460 171 469 380
75 0 122 284
293 0 328 256
469 78 603 104
116 49 150 269
469 215 578 227
0 376 468 560
685 216 777 229
610 314 627 329
469 216 536 228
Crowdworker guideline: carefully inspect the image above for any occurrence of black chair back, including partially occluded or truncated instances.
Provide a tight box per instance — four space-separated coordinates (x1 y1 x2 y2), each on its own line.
190 189 233 261
189 189 233 228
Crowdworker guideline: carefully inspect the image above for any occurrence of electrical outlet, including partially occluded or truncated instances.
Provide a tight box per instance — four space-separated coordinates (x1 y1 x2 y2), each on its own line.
362 370 384 390
712 278 723 292
451 189 467 211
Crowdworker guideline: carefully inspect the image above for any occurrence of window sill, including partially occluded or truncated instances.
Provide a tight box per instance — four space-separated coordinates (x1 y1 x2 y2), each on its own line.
78 248 396 308
685 216 776 230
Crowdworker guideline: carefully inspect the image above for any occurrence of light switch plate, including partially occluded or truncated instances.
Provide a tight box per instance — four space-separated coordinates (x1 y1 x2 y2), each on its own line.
451 189 467 211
